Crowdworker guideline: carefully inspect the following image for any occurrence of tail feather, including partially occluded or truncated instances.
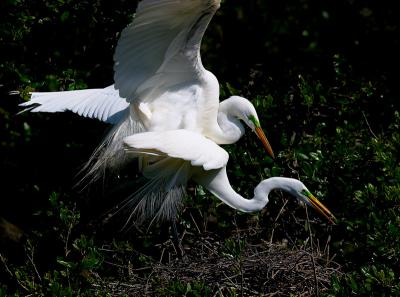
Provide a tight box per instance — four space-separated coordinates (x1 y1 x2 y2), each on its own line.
78 109 145 186
109 159 190 228
21 86 193 225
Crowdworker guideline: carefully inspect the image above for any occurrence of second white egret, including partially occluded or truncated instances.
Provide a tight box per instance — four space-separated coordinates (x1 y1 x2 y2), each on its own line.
21 0 335 224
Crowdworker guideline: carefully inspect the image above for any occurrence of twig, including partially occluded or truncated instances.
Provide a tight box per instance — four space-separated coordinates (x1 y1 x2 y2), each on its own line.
190 212 201 234
362 111 378 139
159 247 166 264
0 253 14 277
306 207 319 297
145 271 155 295
324 235 331 264
26 246 42 282
269 198 289 244
90 230 341 296
331 92 354 100
104 260 151 273
240 258 244 297
287 252 308 273
0 253 30 292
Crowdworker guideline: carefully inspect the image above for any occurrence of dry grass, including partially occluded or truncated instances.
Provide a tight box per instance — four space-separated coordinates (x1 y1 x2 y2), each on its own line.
92 232 341 296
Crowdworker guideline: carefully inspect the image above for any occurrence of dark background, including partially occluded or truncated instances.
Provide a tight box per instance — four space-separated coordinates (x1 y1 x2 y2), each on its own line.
1 0 399 295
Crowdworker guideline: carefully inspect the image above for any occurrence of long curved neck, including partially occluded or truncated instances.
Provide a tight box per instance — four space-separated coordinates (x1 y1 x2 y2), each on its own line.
194 168 293 212
206 98 245 145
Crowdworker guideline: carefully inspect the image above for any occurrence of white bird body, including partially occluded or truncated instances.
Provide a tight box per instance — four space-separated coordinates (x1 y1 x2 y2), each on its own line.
21 0 335 224
123 129 334 223
136 70 220 136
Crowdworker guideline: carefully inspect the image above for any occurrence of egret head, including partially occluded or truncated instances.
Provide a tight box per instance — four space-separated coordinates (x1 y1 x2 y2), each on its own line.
228 96 275 158
286 179 336 224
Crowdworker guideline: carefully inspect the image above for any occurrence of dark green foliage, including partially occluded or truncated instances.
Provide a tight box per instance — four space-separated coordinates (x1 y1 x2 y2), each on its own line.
1 0 400 295
0 193 104 296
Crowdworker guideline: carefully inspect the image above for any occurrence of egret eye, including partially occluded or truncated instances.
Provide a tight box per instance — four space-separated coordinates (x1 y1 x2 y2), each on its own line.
19 0 336 230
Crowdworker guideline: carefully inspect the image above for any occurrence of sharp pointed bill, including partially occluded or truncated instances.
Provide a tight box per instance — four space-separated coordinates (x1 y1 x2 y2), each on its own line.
302 190 336 224
247 114 275 158
20 0 336 227
255 127 275 159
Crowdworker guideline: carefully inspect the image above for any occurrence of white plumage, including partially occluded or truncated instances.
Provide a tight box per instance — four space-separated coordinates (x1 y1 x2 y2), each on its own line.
124 129 229 170
20 85 128 124
21 0 335 224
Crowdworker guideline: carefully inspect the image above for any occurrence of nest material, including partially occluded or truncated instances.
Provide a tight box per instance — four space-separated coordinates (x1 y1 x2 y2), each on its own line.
92 235 341 296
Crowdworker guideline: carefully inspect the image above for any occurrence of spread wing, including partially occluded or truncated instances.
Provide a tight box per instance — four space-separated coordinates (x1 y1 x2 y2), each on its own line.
20 85 129 124
114 0 221 102
123 129 228 170
20 0 221 124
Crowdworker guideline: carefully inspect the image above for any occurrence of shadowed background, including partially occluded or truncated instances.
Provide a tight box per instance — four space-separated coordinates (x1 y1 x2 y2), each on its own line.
1 0 399 295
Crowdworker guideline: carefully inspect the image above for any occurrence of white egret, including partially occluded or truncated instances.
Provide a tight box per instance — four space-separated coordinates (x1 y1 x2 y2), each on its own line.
20 0 336 224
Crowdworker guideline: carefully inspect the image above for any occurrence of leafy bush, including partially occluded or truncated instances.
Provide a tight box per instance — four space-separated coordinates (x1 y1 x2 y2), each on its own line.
0 193 103 296
1 0 400 296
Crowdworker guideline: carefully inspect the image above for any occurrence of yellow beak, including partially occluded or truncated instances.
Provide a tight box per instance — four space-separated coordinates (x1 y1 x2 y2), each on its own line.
255 127 275 159
306 193 336 224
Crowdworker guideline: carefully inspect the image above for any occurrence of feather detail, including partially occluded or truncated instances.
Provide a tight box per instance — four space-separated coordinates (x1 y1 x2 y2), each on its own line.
114 0 220 101
109 161 189 228
20 85 129 124
123 130 229 171
78 109 145 185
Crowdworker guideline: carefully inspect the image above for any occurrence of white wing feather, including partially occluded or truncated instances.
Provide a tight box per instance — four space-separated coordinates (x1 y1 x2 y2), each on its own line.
123 129 228 170
20 85 129 124
114 0 221 102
